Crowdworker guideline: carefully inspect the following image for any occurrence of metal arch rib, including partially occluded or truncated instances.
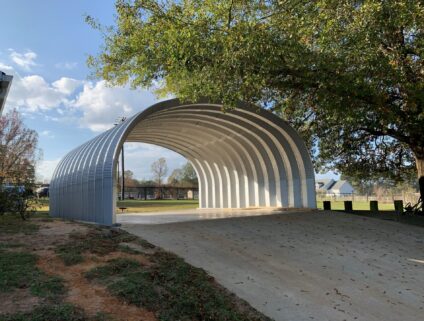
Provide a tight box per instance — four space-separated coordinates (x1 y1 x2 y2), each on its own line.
50 98 316 225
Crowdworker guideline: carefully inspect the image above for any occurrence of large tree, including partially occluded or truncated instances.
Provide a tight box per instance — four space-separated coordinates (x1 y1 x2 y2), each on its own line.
87 0 424 199
0 109 39 185
0 109 39 219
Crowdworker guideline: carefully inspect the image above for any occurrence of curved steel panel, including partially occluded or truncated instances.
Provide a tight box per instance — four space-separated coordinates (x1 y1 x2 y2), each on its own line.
50 99 316 225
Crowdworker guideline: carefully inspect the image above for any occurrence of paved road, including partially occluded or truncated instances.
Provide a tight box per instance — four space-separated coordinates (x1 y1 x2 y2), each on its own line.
121 210 424 321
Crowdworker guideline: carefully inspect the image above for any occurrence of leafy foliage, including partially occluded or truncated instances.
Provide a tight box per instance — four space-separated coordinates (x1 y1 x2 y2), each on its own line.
0 109 39 185
0 185 40 220
0 109 40 220
167 161 198 187
87 0 424 182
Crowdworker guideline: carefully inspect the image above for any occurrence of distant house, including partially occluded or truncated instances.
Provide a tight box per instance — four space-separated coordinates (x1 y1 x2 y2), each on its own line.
0 71 13 115
316 179 355 196
315 179 336 192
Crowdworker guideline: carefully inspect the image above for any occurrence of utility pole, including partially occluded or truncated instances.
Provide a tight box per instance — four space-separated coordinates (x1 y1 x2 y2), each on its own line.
114 117 127 200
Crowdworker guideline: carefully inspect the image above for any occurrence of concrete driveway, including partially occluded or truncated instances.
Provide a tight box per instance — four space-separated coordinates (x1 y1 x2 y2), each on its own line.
117 208 283 224
120 210 424 321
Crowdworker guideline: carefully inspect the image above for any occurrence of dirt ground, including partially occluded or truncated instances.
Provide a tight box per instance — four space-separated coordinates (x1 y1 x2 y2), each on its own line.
0 219 157 321
37 251 156 321
122 210 424 321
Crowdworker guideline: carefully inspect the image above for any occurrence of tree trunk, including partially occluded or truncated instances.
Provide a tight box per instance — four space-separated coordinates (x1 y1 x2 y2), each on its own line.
415 155 424 202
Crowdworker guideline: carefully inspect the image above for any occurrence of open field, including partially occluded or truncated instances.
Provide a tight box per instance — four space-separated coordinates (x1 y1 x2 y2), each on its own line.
0 214 269 321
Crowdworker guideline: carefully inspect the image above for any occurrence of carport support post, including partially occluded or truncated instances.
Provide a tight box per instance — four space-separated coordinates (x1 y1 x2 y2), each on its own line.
344 201 353 213
370 201 379 213
394 200 403 214
323 201 331 210
121 145 125 200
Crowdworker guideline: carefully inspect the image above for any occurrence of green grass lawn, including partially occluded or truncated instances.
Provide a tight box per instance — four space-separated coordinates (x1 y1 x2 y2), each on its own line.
38 198 399 213
36 198 50 213
36 198 200 214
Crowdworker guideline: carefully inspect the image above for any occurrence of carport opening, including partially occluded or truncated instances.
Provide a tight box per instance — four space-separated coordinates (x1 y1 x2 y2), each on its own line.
114 142 199 216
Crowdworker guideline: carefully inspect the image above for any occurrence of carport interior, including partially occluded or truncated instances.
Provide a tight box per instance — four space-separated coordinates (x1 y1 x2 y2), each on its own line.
50 100 316 225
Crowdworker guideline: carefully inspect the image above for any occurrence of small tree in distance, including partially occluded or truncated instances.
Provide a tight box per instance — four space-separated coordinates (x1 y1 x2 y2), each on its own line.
151 157 168 199
167 162 198 187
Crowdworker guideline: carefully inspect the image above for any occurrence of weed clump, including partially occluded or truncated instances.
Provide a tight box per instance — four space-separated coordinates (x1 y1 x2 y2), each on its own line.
0 303 114 321
55 228 137 266
85 254 270 321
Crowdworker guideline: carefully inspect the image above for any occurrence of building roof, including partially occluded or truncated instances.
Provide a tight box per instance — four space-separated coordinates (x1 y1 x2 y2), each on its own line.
329 180 349 190
326 180 354 194
316 179 335 190
0 72 13 115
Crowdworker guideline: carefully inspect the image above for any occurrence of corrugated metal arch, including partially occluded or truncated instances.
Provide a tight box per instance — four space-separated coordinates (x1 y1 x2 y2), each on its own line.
50 98 316 225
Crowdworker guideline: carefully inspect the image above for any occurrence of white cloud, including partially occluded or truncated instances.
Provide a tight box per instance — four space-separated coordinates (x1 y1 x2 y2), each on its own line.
9 50 38 70
36 158 61 183
0 62 13 72
73 80 158 132
52 77 82 95
2 55 159 130
55 62 78 70
1 54 185 182
5 73 80 112
40 130 55 138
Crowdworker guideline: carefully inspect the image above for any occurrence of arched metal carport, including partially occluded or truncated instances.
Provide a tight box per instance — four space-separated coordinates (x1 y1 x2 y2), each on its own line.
50 99 316 225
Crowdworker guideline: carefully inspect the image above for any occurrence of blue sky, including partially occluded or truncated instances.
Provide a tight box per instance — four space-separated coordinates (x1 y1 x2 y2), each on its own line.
1 0 189 183
1 1 337 183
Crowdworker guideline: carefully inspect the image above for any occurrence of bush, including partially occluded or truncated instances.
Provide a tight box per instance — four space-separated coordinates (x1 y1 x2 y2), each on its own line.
0 184 39 220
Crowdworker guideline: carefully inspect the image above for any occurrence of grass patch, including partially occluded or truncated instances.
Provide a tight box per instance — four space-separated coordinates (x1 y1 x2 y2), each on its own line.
135 238 156 249
30 275 65 299
0 303 90 321
0 242 24 249
0 303 115 321
34 198 50 213
117 244 141 254
0 250 65 300
86 254 270 321
0 251 39 292
55 228 138 266
0 215 39 235
55 245 84 266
